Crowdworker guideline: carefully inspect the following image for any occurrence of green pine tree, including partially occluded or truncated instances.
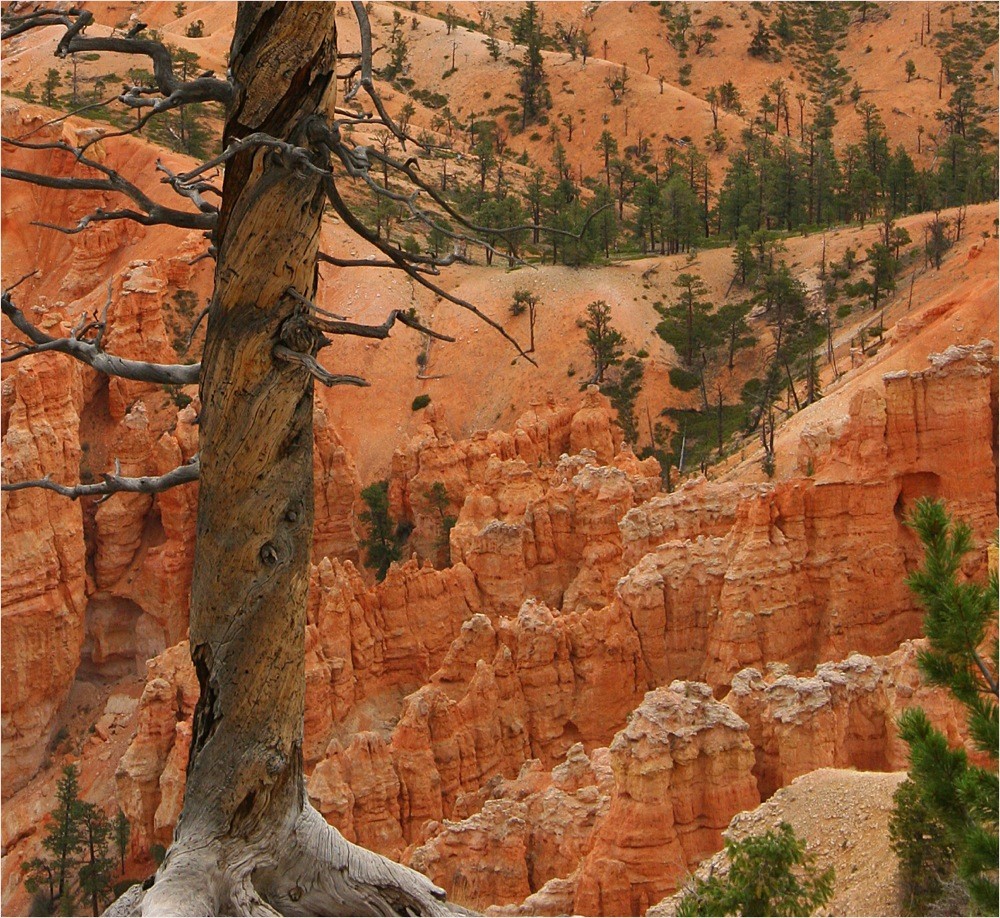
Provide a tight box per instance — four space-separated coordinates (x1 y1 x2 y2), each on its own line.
112 810 130 874
677 822 834 916
42 68 62 107
655 273 717 370
583 300 624 384
891 499 999 915
359 481 403 581
512 1 549 130
22 765 86 914
424 482 457 566
600 356 644 445
78 803 115 916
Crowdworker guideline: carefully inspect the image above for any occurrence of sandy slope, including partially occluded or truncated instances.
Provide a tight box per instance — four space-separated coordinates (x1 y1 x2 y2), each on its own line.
649 768 909 917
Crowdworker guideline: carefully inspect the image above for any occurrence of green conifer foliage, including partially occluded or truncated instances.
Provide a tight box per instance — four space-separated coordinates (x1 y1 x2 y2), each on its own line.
891 499 999 915
359 481 404 581
677 822 834 916
23 765 85 914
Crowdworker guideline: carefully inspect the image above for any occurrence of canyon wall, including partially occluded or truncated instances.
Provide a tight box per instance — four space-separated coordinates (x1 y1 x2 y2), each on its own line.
2 108 996 902
1 356 87 798
93 342 996 912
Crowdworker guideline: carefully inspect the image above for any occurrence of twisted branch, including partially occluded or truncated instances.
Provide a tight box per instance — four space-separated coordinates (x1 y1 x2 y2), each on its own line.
2 7 232 109
311 309 456 343
2 137 216 232
2 456 200 500
2 291 200 384
273 345 369 388
285 288 455 342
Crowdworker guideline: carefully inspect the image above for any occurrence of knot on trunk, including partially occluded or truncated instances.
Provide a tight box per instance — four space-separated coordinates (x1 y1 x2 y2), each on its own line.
279 313 327 356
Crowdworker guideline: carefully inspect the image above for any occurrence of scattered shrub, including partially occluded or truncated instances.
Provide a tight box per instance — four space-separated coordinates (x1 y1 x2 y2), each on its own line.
677 823 834 916
669 366 700 391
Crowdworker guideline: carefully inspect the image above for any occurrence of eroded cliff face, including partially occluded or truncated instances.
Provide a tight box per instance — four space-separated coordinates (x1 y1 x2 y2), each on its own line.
113 395 658 858
410 683 759 916
1 117 995 902
408 637 975 916
1 356 86 799
725 641 973 799
616 341 998 692
89 345 996 913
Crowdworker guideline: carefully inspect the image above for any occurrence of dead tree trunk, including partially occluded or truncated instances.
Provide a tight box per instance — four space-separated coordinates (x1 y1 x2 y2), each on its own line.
110 5 455 915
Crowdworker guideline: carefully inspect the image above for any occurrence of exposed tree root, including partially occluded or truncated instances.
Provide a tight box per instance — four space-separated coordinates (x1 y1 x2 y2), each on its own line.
105 804 467 917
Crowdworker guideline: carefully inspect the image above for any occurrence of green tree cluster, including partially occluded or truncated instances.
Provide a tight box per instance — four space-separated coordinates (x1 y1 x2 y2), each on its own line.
359 481 405 581
380 11 409 81
22 766 129 916
600 356 643 445
653 270 756 468
511 2 550 130
307 4 997 276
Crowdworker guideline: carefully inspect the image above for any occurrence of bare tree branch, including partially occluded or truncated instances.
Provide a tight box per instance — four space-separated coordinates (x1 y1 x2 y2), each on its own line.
185 305 210 351
311 310 455 343
323 174 537 365
317 248 466 275
347 0 416 149
285 286 455 342
273 344 369 388
283 288 345 320
156 161 221 215
318 250 430 273
2 8 232 109
2 456 200 500
3 269 39 292
2 291 200 384
2 137 216 232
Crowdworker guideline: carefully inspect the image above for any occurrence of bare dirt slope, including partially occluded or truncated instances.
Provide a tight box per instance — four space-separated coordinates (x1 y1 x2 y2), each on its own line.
2 96 996 487
281 201 1000 479
649 768 908 918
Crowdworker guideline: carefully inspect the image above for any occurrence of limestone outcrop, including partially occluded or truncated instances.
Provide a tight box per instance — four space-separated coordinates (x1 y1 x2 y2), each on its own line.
305 599 645 851
612 341 998 693
570 683 759 916
452 450 661 616
108 342 996 908
409 745 615 910
114 642 198 856
387 389 630 566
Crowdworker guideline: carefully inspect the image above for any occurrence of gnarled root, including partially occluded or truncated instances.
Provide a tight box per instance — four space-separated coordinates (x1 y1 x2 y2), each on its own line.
256 805 461 916
104 804 469 917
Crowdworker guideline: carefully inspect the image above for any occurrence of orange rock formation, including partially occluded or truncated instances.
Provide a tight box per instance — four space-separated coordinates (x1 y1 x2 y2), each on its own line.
93 346 995 912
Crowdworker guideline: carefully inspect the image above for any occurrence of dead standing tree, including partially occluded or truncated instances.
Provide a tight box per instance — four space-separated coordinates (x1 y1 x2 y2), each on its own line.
0 2 547 914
